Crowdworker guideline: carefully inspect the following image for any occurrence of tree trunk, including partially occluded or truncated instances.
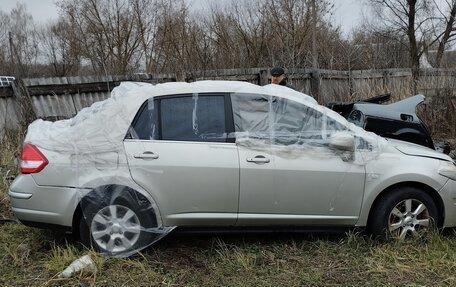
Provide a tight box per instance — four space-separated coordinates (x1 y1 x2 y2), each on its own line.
435 2 456 68
407 0 419 92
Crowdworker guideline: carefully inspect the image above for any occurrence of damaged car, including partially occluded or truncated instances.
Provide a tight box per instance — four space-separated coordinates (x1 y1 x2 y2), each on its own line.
327 94 451 154
8 81 456 257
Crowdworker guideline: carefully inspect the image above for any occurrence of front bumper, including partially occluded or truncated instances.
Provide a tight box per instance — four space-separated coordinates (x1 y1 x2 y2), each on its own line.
8 174 90 228
440 179 456 227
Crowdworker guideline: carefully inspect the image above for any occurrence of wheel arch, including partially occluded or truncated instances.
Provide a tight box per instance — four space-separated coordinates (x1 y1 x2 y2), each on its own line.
367 181 445 228
71 184 162 233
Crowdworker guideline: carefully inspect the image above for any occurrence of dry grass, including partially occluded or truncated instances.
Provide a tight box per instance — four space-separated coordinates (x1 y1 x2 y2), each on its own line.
2 226 456 286
0 129 23 219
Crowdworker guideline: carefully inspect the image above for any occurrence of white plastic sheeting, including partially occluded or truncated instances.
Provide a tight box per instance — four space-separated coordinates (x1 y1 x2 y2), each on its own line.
230 91 386 164
25 81 294 151
26 82 149 153
79 185 175 257
26 81 385 155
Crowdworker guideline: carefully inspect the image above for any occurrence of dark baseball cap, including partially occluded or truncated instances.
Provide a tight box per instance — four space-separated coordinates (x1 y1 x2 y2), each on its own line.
270 67 285 76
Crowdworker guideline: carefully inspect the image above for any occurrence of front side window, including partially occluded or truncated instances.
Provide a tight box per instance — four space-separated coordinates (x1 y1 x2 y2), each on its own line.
231 93 346 145
130 94 228 143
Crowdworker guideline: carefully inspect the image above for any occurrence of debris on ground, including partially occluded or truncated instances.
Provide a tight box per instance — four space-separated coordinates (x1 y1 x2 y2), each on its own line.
59 255 97 278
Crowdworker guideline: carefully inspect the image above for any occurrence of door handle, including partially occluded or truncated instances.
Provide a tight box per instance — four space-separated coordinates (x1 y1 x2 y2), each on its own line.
246 155 270 164
133 151 159 159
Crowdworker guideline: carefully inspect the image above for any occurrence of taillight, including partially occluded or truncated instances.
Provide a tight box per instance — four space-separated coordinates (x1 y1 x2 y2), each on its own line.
20 143 48 174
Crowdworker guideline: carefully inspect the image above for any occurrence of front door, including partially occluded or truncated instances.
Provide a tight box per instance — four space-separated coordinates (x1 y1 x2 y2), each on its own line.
231 93 366 225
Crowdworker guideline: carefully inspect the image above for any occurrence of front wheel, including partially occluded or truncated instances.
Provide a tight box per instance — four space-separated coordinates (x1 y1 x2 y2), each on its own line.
369 187 438 240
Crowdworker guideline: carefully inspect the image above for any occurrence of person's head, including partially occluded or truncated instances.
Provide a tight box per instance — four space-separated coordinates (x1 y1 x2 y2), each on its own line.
270 67 285 84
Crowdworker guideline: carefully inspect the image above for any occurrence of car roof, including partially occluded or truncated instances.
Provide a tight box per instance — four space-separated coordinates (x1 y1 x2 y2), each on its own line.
125 80 318 106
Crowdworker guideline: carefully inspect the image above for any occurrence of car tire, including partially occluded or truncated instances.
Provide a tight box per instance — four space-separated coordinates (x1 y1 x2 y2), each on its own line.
78 186 158 256
369 186 438 240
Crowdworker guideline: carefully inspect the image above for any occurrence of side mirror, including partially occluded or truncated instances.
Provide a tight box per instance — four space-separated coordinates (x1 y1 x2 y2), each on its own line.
329 131 355 152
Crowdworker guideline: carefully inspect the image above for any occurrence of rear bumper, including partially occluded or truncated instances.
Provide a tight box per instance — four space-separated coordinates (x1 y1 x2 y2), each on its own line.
8 174 90 228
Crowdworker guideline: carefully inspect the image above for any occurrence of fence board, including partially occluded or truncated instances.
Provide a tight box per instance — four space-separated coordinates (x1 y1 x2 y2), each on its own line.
1 68 455 140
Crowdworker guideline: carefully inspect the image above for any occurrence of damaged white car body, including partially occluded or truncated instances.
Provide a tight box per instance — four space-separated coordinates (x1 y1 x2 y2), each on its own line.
8 81 456 257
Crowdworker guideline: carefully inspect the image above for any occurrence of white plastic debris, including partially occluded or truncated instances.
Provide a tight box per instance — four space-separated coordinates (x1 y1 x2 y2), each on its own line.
59 255 97 278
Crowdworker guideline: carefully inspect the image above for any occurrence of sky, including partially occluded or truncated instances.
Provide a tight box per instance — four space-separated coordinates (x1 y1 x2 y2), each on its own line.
0 0 365 36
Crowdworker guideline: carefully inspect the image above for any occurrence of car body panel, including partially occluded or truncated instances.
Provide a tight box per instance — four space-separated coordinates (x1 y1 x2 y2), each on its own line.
438 179 456 227
389 138 452 161
9 174 89 227
356 144 450 226
353 95 425 122
123 140 240 226
236 145 366 225
329 94 440 151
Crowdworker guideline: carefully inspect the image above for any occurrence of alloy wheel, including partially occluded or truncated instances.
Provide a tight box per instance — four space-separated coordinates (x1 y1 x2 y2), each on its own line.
388 199 431 240
90 205 141 253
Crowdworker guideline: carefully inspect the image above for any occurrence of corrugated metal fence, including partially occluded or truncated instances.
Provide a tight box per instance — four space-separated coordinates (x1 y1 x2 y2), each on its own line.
1 68 455 138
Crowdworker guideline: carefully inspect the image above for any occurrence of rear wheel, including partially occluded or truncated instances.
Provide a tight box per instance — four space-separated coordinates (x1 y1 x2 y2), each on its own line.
78 186 157 256
369 187 438 240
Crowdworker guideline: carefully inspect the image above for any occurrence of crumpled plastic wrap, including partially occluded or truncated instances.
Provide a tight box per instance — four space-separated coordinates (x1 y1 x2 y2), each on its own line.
79 184 175 257
26 81 385 156
25 82 151 153
231 92 386 164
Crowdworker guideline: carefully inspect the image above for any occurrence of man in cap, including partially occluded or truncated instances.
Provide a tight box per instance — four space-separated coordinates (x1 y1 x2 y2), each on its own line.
270 67 295 90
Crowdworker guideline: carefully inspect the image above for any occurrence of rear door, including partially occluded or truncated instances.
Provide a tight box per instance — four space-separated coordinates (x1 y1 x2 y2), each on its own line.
124 93 239 226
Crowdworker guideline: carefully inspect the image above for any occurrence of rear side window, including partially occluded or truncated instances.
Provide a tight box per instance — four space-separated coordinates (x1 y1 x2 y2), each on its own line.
130 94 230 143
130 100 158 140
161 95 226 142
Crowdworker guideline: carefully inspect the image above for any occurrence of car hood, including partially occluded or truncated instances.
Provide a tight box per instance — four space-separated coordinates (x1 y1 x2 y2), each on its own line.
387 139 453 162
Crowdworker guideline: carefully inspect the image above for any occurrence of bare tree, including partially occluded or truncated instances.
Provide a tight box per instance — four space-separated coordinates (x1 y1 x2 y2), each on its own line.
201 0 267 69
40 20 82 76
58 0 145 75
369 0 434 80
153 1 191 74
227 0 269 67
202 0 340 70
348 27 411 70
368 0 456 79
0 10 12 74
1 3 41 77
0 0 347 77
133 0 169 73
433 0 456 67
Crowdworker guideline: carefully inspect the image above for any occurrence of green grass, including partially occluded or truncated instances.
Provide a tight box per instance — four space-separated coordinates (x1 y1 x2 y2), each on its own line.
2 225 456 286
2 134 456 286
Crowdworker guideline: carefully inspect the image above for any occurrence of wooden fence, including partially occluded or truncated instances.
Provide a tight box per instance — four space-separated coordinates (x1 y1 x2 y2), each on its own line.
1 68 455 139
